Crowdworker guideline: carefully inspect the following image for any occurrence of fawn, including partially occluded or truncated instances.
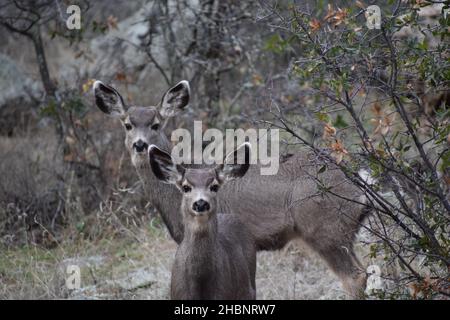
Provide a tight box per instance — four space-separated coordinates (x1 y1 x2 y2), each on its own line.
148 143 256 300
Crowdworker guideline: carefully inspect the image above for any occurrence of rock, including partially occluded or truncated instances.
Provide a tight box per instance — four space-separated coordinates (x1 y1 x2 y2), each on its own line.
108 267 156 291
61 255 105 268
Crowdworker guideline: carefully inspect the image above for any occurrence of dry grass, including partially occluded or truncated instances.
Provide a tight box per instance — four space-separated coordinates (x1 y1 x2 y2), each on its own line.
0 220 351 300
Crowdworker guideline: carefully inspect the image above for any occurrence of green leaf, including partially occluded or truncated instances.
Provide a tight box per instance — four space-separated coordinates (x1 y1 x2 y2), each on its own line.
76 221 85 233
333 114 348 129
39 99 58 118
316 111 330 123
318 165 327 174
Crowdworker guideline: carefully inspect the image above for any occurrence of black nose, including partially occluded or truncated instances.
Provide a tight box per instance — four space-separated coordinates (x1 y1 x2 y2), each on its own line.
192 199 210 213
133 140 148 153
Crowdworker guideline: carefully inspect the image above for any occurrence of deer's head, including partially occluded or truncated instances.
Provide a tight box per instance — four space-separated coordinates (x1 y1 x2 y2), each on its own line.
148 143 251 229
93 80 190 168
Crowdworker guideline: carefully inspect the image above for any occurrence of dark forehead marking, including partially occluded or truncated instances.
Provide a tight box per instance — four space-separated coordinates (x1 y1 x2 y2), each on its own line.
184 168 217 187
127 106 158 126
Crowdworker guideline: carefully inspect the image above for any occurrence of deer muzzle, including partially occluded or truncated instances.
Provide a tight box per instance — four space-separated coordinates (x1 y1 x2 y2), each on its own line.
133 140 149 153
192 199 210 213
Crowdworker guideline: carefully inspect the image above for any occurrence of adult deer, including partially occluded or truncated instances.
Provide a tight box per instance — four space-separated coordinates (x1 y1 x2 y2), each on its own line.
149 143 256 300
93 80 368 298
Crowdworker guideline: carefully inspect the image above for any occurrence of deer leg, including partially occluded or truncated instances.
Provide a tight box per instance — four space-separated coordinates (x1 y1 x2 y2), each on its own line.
314 243 367 299
339 250 367 299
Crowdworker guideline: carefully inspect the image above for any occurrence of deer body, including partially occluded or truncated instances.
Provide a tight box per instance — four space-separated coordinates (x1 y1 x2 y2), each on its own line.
94 80 367 298
171 214 256 300
137 163 184 242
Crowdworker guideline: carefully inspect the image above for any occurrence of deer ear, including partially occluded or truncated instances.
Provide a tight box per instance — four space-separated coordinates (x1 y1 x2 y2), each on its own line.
159 80 190 118
216 143 251 182
148 145 184 184
93 81 127 117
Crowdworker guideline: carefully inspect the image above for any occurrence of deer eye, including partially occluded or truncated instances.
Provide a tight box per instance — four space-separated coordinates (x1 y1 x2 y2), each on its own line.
151 123 160 131
210 184 219 193
124 123 132 131
182 185 192 193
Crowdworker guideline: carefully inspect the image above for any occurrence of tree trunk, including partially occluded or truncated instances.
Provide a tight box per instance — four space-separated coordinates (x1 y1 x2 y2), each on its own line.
31 25 55 98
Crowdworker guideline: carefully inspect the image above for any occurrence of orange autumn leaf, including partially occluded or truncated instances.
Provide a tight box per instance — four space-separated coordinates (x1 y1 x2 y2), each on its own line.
115 72 127 82
309 18 321 32
331 140 348 154
324 4 336 21
332 7 348 27
323 123 337 140
252 73 263 86
372 112 396 136
330 139 349 164
323 5 347 27
415 0 427 6
372 102 382 116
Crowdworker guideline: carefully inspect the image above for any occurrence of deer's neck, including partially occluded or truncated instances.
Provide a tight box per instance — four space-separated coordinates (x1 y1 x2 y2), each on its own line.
136 162 184 244
183 217 218 244
181 217 218 277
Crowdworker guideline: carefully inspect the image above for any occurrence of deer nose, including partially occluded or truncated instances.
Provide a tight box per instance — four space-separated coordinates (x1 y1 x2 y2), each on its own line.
133 140 148 153
192 199 210 213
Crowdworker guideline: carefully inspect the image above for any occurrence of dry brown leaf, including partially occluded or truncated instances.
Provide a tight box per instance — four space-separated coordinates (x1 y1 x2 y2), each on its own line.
355 1 365 9
324 4 336 21
323 123 337 140
373 112 396 136
330 139 348 164
309 18 321 32
372 102 382 116
74 51 84 59
115 72 127 82
252 74 263 86
64 153 75 162
107 15 118 30
443 175 450 186
65 136 76 145
332 8 348 27
364 138 374 152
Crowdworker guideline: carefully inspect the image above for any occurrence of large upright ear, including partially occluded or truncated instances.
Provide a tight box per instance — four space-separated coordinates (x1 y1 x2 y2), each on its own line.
159 80 190 118
216 143 251 182
148 145 184 184
93 81 127 117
